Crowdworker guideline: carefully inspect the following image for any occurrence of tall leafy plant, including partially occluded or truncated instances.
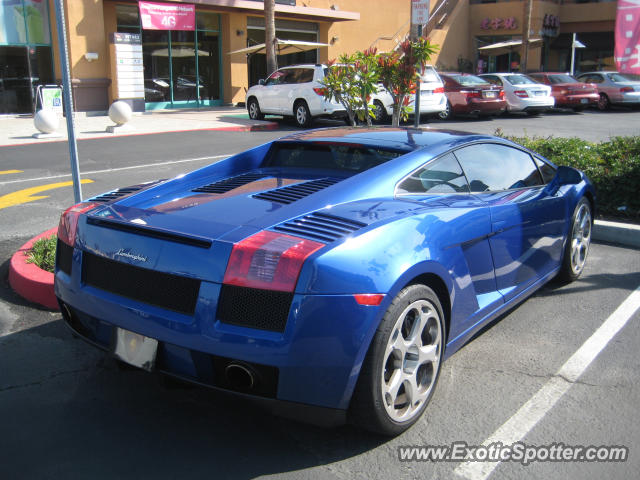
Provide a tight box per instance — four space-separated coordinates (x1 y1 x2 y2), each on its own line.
321 48 378 127
375 38 438 126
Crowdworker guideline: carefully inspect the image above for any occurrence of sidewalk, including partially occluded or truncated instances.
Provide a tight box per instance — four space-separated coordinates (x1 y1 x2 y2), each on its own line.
0 107 278 147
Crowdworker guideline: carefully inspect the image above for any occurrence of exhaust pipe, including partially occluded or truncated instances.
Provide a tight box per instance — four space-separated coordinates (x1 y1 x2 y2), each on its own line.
225 363 256 391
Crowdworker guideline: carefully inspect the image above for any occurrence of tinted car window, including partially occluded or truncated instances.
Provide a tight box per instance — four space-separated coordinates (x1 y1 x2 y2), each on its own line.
454 143 543 192
451 75 490 86
547 74 578 84
483 75 502 86
607 72 640 82
397 153 470 194
265 70 287 86
297 68 314 83
534 157 557 184
263 143 404 172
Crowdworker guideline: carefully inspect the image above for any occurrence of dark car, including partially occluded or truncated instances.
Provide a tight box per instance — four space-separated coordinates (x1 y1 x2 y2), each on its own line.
55 127 594 436
528 72 599 111
437 73 506 120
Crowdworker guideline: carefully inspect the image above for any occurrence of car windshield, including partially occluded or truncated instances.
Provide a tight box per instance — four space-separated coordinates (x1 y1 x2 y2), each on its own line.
263 142 404 172
451 75 490 86
607 73 640 82
547 74 578 84
505 74 537 85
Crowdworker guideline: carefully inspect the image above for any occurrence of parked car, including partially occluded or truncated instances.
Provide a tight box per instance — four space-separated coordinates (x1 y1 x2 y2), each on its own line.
437 73 506 120
245 64 346 128
370 66 447 122
575 71 640 110
479 73 554 115
55 126 594 436
527 72 599 111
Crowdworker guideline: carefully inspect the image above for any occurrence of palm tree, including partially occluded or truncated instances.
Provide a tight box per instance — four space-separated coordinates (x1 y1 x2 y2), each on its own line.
265 0 277 76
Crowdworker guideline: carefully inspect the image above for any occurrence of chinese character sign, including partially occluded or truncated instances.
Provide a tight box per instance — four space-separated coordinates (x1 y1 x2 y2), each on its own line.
139 1 195 31
615 0 640 73
480 17 517 30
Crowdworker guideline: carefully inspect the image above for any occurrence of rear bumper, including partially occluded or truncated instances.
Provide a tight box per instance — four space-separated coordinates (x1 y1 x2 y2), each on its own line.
59 301 347 426
456 98 506 115
554 93 599 107
54 261 381 412
507 96 555 112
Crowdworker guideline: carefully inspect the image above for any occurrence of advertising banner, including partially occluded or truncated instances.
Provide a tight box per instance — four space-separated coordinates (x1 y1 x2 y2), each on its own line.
139 1 195 31
615 0 640 74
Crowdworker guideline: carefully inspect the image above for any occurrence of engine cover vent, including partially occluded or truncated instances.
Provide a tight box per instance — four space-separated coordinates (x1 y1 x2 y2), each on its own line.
192 173 267 194
273 211 367 243
252 178 341 204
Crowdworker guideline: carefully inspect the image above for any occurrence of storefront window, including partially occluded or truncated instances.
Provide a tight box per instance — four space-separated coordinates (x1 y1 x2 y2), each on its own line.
117 6 221 107
0 0 53 114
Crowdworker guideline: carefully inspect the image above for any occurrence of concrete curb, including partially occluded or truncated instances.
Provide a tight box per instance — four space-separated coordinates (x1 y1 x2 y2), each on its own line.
8 227 59 310
593 220 640 249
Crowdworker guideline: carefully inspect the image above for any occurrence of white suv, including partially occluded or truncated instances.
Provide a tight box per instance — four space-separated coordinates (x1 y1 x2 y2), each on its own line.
245 64 346 128
369 66 447 122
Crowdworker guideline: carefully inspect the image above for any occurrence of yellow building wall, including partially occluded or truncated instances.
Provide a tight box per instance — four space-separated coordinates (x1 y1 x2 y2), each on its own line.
66 0 109 78
429 0 472 70
559 2 617 24
224 13 251 104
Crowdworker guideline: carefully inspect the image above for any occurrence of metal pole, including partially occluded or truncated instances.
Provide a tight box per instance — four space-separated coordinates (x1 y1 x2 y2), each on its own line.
53 0 82 203
570 33 576 76
413 24 422 128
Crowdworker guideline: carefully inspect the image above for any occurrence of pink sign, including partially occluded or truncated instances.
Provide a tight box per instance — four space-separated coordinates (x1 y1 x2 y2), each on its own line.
139 1 195 31
615 0 640 74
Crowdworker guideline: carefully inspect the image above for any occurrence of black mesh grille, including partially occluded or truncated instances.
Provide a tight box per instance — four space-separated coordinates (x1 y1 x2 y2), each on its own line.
217 285 293 332
56 239 73 275
192 173 267 194
82 252 200 315
252 178 341 204
273 211 367 243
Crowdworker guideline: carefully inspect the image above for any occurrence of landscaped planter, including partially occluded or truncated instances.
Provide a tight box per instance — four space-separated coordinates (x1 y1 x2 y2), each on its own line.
8 227 60 310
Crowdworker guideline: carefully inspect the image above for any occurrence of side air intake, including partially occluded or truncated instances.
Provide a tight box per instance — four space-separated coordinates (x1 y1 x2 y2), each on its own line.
252 178 341 204
273 211 367 243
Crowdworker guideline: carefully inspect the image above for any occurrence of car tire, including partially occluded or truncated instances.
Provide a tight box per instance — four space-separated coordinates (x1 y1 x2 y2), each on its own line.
247 98 264 120
349 284 445 436
294 100 312 128
437 101 452 120
597 93 610 111
373 100 388 124
558 197 592 283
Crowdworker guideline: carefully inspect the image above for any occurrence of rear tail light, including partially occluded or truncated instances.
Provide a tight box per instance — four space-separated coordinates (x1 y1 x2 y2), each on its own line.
313 87 327 96
499 89 505 99
433 87 445 94
223 231 324 292
514 90 528 98
57 202 99 247
354 294 385 306
621 86 634 93
461 90 481 98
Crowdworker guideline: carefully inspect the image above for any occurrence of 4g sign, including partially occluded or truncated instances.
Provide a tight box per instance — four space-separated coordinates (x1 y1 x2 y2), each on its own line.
139 1 195 31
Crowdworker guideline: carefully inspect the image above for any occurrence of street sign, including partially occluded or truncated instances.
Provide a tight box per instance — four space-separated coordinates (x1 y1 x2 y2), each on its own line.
412 0 430 26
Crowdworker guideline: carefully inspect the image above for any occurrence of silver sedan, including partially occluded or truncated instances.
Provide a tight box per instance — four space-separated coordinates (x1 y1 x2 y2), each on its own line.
576 71 640 110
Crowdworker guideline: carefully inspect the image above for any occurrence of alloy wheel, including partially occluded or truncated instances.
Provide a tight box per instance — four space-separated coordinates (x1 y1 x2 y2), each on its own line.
570 202 591 275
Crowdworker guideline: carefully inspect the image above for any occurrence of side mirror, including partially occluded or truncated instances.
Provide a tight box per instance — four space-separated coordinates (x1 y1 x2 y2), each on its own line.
556 165 582 186
258 79 265 86
544 165 582 196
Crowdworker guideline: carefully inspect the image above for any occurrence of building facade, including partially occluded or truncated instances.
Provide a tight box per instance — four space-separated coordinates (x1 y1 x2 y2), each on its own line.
0 0 618 114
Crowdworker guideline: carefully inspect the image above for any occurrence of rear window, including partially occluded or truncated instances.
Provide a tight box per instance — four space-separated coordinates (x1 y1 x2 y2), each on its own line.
263 142 404 173
607 73 640 82
421 67 441 83
451 75 490 86
505 74 536 85
547 74 578 84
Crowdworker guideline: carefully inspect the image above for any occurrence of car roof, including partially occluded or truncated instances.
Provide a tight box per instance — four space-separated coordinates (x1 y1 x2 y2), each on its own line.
276 126 500 153
278 64 323 69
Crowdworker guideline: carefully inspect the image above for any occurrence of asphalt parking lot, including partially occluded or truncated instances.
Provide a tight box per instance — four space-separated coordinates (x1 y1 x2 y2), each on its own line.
0 110 639 479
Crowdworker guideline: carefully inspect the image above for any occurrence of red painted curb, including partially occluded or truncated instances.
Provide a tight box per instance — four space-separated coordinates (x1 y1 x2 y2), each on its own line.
8 227 60 310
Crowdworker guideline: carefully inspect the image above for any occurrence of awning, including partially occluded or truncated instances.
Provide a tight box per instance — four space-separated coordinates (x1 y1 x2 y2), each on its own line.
228 39 329 56
478 38 543 56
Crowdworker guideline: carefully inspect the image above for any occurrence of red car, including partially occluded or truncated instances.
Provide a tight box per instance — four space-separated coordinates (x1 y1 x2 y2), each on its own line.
528 72 599 111
438 73 506 120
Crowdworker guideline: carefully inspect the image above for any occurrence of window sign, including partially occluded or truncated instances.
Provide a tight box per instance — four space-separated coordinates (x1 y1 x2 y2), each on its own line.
139 1 195 31
0 0 50 44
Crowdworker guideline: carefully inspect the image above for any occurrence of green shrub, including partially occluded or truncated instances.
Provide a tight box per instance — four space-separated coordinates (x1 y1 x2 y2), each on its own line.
26 235 57 273
502 134 640 220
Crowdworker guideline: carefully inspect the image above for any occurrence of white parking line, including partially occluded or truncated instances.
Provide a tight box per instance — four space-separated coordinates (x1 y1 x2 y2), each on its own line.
0 154 232 186
455 285 640 480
